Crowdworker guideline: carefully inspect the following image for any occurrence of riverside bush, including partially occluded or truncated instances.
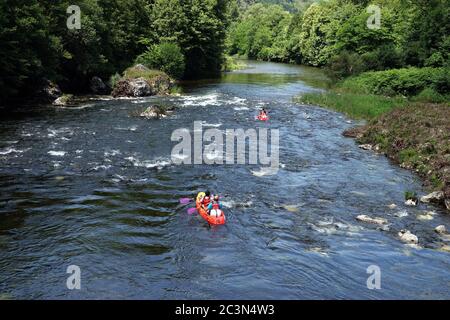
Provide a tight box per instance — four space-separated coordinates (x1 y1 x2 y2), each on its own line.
341 67 450 96
136 42 185 79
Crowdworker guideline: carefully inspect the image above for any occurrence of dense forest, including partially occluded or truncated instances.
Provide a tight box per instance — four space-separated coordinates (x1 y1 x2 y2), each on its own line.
0 0 231 103
0 0 449 104
228 0 449 71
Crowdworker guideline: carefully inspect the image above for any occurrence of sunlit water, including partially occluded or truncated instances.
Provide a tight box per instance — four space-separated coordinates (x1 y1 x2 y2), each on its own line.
0 61 449 299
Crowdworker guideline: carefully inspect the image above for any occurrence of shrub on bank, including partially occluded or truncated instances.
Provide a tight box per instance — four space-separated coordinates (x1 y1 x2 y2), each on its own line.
340 67 450 97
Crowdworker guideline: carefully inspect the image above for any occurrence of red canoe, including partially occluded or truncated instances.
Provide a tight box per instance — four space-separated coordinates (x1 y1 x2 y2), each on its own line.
196 199 226 225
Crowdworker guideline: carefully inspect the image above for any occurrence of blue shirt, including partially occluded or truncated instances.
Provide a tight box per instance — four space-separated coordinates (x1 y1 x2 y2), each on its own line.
207 202 222 211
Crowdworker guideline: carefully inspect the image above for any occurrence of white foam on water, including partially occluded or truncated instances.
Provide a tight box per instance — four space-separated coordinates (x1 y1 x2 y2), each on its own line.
47 128 74 138
221 199 253 209
201 121 222 128
59 103 96 110
233 106 250 111
125 156 172 170
171 154 189 161
227 97 247 105
104 150 121 157
251 167 279 177
48 151 66 157
0 147 27 155
181 93 220 107
92 165 112 171
394 210 409 218
115 125 138 131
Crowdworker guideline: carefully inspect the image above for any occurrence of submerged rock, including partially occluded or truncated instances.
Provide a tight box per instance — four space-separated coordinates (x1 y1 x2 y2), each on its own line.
140 105 163 119
420 191 444 204
388 203 397 209
140 105 174 119
398 230 418 244
356 215 388 225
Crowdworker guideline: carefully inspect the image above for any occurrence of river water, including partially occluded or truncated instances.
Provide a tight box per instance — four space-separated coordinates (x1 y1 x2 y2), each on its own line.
0 61 449 299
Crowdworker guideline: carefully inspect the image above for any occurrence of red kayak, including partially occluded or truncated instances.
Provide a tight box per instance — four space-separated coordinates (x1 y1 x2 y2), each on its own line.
257 114 269 121
196 199 226 225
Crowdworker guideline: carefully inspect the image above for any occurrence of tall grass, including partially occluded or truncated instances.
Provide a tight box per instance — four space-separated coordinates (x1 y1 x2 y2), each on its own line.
296 92 408 119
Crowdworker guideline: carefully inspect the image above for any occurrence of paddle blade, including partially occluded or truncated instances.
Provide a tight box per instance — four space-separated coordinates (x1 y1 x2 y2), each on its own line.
187 208 197 215
179 198 192 204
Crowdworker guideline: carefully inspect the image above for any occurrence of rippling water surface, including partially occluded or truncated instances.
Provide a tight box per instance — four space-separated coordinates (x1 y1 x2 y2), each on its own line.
0 61 449 299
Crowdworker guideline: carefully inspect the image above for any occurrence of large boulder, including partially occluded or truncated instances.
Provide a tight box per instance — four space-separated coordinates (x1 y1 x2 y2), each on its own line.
147 74 174 95
112 77 152 97
90 76 110 95
420 191 444 204
111 65 174 98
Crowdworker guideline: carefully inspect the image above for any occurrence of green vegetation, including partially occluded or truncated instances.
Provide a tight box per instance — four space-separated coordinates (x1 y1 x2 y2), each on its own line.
296 92 408 119
222 56 248 71
136 42 185 79
0 0 233 104
404 191 418 202
122 67 165 83
229 0 449 70
340 68 450 97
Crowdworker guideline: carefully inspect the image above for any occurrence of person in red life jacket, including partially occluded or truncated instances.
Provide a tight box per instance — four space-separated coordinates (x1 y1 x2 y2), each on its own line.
258 108 268 120
207 195 223 217
201 190 211 210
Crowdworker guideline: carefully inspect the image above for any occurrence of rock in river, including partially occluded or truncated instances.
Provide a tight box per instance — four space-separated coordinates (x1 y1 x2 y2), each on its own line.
112 78 152 97
420 191 444 204
356 215 388 225
140 105 161 119
405 199 417 206
435 225 447 234
398 230 418 244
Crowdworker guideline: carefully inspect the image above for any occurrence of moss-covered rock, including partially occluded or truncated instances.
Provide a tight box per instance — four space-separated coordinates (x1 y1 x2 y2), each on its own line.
111 65 174 98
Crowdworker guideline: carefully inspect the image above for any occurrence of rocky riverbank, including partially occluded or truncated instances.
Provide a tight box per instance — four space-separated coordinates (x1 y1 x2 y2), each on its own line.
343 102 450 212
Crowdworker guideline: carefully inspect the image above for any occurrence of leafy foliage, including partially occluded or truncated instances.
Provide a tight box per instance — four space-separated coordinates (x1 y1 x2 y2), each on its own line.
136 42 185 79
0 0 232 103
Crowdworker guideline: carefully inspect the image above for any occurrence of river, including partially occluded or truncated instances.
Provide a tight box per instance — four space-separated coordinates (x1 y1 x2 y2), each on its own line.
0 61 449 299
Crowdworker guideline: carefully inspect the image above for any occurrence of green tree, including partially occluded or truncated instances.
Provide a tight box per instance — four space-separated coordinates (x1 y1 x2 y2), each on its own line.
151 0 231 78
